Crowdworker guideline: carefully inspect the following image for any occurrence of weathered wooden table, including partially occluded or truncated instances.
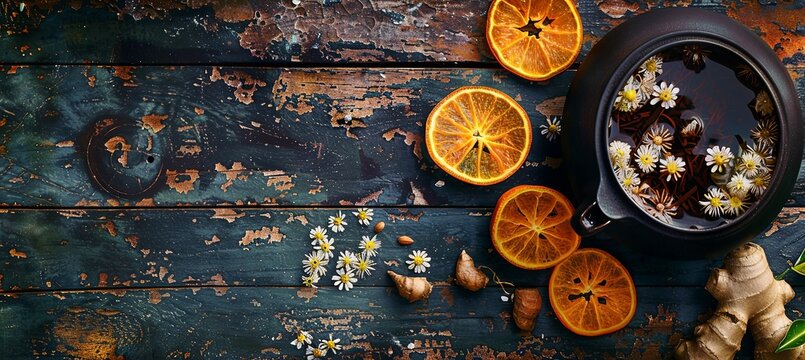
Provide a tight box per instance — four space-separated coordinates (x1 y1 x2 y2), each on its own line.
0 1 803 358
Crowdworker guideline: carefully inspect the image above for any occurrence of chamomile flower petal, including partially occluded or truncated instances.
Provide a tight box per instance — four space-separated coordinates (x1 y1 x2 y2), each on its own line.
608 140 632 167
352 208 374 226
737 152 765 178
642 123 674 152
750 118 779 148
314 238 335 260
356 254 376 279
614 76 642 112
645 189 677 224
705 146 734 173
640 55 663 77
303 251 328 277
319 334 342 354
291 330 313 349
725 193 749 216
754 90 774 116
406 250 431 274
306 346 327 359
328 211 347 233
659 155 686 182
309 226 328 245
539 117 562 142
359 235 382 258
650 81 679 109
727 173 752 196
302 274 320 288
635 145 660 173
332 268 357 291
336 250 358 270
699 187 726 217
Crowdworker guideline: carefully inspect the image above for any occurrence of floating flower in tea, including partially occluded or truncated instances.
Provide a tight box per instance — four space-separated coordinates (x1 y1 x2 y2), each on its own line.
607 44 780 228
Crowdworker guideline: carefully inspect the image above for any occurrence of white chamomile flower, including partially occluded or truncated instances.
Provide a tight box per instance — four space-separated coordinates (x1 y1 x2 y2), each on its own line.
303 251 328 278
319 334 342 354
353 208 373 226
727 173 752 196
406 250 431 274
705 146 734 173
336 250 358 270
645 189 677 224
737 152 765 177
356 254 376 279
309 226 328 245
659 155 686 182
640 55 663 77
609 140 632 168
642 123 674 152
751 172 771 197
637 73 656 101
291 330 313 349
332 268 357 291
539 117 561 142
725 193 749 216
699 187 726 217
359 235 382 258
314 237 335 260
306 346 326 359
302 274 319 288
616 167 641 189
615 76 642 112
635 145 659 173
650 81 679 109
328 211 347 233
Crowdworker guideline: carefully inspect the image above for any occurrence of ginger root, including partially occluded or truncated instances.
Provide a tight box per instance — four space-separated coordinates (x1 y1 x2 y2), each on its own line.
513 288 542 332
455 250 489 291
675 243 805 360
388 270 432 303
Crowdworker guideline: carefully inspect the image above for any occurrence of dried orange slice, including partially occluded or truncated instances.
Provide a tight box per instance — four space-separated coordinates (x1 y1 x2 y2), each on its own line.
490 185 579 269
549 248 637 336
426 86 531 186
486 0 583 81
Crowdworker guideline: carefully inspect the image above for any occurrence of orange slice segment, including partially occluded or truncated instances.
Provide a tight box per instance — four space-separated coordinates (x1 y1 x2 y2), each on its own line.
490 185 580 269
486 0 583 81
549 248 637 336
426 86 531 186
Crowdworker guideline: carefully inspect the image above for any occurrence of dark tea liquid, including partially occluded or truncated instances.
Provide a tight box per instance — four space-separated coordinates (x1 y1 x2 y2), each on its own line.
607 43 779 230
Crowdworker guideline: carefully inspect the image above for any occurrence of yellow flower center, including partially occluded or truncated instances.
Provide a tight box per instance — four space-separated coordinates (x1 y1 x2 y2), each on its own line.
623 89 637 102
659 88 673 102
745 160 757 170
358 212 367 220
359 261 368 271
343 257 352 265
549 124 558 132
623 177 632 187
615 149 626 158
753 177 765 186
313 348 324 357
297 334 306 342
652 135 663 146
414 256 424 266
327 340 336 349
333 217 343 225
640 154 653 165
314 232 324 240
714 154 726 165
364 241 376 250
310 259 319 268
729 196 742 208
666 162 678 173
646 61 657 72
320 243 330 252
709 197 722 207
340 274 350 283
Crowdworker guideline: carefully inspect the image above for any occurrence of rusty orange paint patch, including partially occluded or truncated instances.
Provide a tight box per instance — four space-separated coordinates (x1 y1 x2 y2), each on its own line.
111 65 136 87
124 235 139 248
596 0 640 19
215 162 248 192
211 208 245 223
263 170 295 191
55 140 74 148
9 248 27 259
205 235 221 246
382 128 423 160
141 114 169 134
100 221 118 237
165 169 200 194
135 198 155 207
177 144 202 156
240 226 284 246
210 67 267 105
727 1 804 63
339 190 383 206
103 136 131 167
296 287 318 303
194 107 205 115
535 96 566 118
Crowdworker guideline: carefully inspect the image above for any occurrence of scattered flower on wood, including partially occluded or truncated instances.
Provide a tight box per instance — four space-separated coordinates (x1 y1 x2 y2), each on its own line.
356 254 376 279
333 268 357 291
336 250 358 270
319 334 342 354
539 117 562 142
328 211 347 233
291 330 312 349
353 208 373 226
359 235 381 258
314 237 335 260
303 251 328 278
309 226 328 245
407 250 431 274
306 346 326 359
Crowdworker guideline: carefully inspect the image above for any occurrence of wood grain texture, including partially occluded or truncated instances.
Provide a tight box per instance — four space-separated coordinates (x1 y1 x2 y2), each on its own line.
0 65 803 208
0 1 801 67
3 285 800 359
2 207 804 292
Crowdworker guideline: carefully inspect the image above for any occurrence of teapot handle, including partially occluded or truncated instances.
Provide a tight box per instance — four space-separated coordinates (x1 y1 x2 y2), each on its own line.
574 200 611 237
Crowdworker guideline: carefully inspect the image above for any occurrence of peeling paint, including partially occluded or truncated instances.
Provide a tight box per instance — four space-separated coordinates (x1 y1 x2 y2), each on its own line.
383 128 423 160
9 248 27 259
210 67 267 105
211 208 245 223
165 169 200 194
215 162 248 192
240 226 285 246
141 114 168 134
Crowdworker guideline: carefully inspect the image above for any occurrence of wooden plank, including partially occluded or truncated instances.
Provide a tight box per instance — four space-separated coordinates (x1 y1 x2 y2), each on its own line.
1 66 803 208
2 207 804 292
0 285 794 359
0 1 801 68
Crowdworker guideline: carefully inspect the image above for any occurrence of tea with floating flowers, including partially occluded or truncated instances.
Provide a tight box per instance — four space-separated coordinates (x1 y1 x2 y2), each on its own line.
607 43 780 229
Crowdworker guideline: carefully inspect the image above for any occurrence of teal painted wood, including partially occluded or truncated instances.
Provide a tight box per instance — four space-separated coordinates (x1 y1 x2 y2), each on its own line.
0 1 801 68
1 207 803 291
0 66 803 208
0 286 795 359
0 66 570 208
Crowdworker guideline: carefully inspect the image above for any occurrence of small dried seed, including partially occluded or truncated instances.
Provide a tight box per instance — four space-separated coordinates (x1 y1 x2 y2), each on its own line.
397 235 414 245
374 221 385 234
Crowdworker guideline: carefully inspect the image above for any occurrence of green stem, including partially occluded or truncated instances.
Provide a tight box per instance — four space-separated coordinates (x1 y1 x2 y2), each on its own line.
775 267 792 281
